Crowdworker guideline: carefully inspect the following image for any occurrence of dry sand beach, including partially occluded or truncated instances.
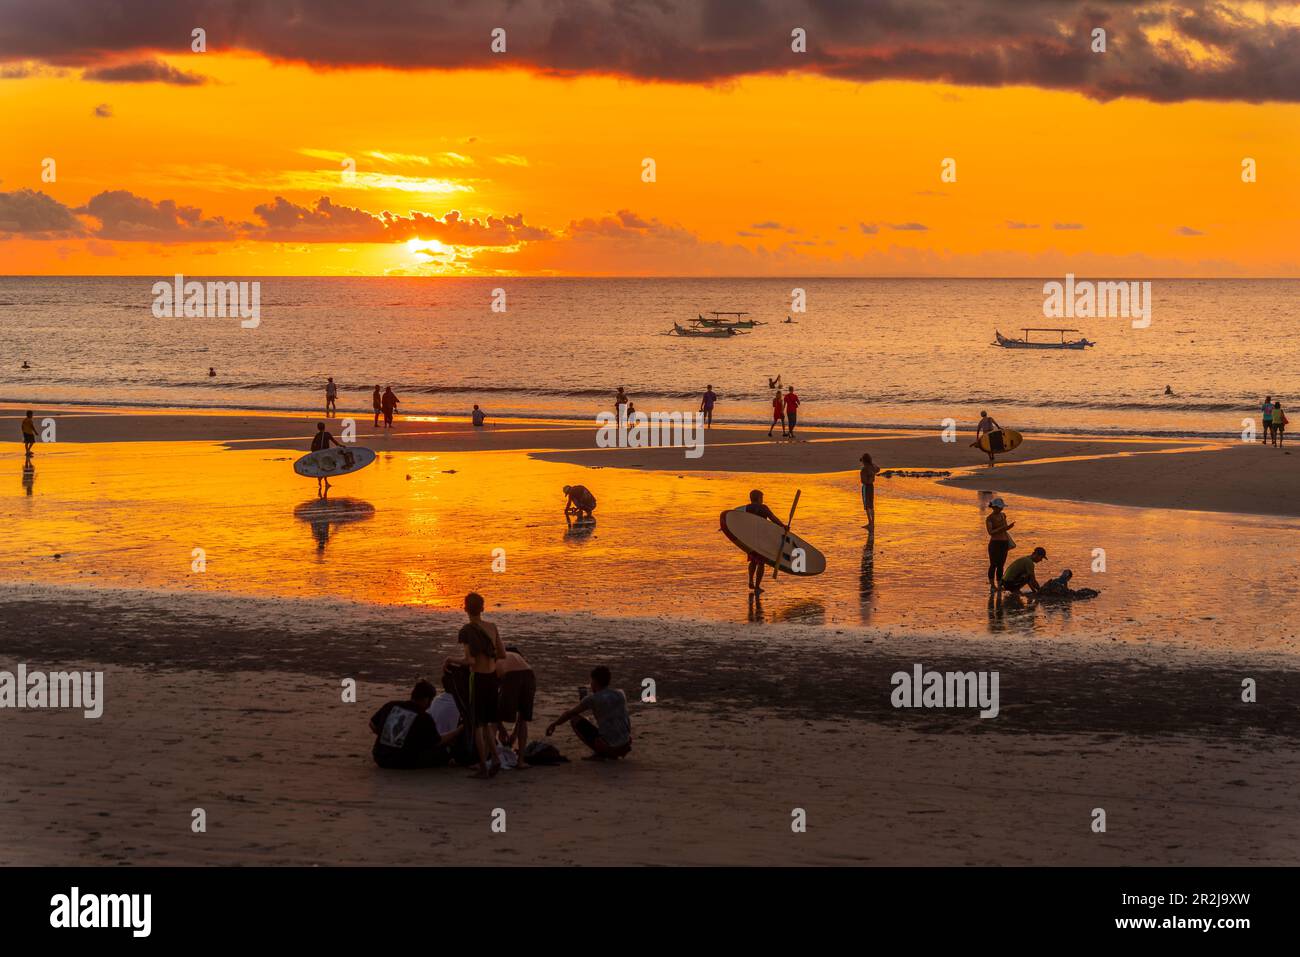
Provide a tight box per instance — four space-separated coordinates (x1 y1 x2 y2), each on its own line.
2 405 1298 866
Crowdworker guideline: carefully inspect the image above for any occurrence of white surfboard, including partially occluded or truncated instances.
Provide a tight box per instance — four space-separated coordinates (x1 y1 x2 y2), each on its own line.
720 507 827 576
293 446 377 478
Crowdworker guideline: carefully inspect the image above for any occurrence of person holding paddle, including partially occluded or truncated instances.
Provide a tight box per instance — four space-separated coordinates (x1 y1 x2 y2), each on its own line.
742 489 786 594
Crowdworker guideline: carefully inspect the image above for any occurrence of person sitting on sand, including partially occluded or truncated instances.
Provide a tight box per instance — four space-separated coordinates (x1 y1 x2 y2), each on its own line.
369 679 464 769
1272 401 1288 447
700 385 717 427
742 489 786 594
975 410 1003 467
496 646 536 763
20 360 30 370
325 377 337 416
372 385 382 427
443 592 508 778
985 497 1015 590
563 484 597 522
471 404 487 427
208 367 216 377
860 452 881 535
1001 547 1047 594
381 386 399 428
21 411 37 457
545 665 632 760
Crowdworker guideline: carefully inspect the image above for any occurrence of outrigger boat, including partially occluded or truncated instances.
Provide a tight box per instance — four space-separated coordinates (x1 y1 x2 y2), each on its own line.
994 327 1095 350
672 322 743 338
693 311 765 329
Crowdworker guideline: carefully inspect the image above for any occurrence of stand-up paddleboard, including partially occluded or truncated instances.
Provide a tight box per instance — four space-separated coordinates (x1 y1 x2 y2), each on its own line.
973 429 1023 455
720 506 827 576
293 446 376 478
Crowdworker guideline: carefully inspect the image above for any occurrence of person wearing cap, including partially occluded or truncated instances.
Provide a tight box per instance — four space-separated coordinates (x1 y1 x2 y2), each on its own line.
1002 547 1048 594
563 484 597 521
985 497 1015 590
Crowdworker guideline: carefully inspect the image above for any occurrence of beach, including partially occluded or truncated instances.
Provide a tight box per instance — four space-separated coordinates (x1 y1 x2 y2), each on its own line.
2 404 1298 866
2 584 1297 866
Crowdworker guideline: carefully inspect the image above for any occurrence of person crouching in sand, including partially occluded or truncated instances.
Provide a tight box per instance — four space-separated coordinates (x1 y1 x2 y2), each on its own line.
546 665 632 760
563 484 597 522
742 489 786 594
1001 547 1047 594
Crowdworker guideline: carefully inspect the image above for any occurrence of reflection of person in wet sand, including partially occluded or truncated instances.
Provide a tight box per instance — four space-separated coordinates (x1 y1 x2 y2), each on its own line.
741 489 786 595
563 484 597 522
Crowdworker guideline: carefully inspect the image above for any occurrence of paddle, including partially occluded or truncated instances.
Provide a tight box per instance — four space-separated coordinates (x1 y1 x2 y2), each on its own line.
772 489 801 579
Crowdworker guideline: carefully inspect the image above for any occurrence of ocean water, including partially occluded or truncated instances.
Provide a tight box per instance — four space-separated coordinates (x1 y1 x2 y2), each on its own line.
1 276 1296 436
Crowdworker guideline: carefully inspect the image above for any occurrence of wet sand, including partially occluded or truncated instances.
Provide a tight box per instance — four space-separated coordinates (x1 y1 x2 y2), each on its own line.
4 405 1263 515
1 585 1296 866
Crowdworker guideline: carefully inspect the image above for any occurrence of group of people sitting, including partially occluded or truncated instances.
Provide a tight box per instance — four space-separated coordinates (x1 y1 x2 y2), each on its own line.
368 592 632 776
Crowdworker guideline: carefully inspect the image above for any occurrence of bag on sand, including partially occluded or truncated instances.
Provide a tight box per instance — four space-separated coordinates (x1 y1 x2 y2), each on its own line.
522 741 568 766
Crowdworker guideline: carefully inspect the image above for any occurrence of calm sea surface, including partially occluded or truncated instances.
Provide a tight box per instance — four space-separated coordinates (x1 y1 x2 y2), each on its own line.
1 276 1295 435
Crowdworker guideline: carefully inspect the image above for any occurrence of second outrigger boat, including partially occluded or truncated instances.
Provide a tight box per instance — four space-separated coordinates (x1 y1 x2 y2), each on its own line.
672 322 743 338
994 327 1095 350
693 311 765 329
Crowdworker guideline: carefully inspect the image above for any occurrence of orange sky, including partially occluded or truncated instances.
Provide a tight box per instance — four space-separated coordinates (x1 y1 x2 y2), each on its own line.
2 52 1298 276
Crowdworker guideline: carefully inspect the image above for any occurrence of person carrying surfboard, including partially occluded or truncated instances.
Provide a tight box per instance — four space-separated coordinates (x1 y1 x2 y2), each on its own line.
975 410 1003 467
742 489 786 594
311 422 354 493
563 484 597 522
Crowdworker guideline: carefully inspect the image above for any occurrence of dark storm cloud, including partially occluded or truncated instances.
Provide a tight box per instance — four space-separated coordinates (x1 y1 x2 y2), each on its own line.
0 0 1294 102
